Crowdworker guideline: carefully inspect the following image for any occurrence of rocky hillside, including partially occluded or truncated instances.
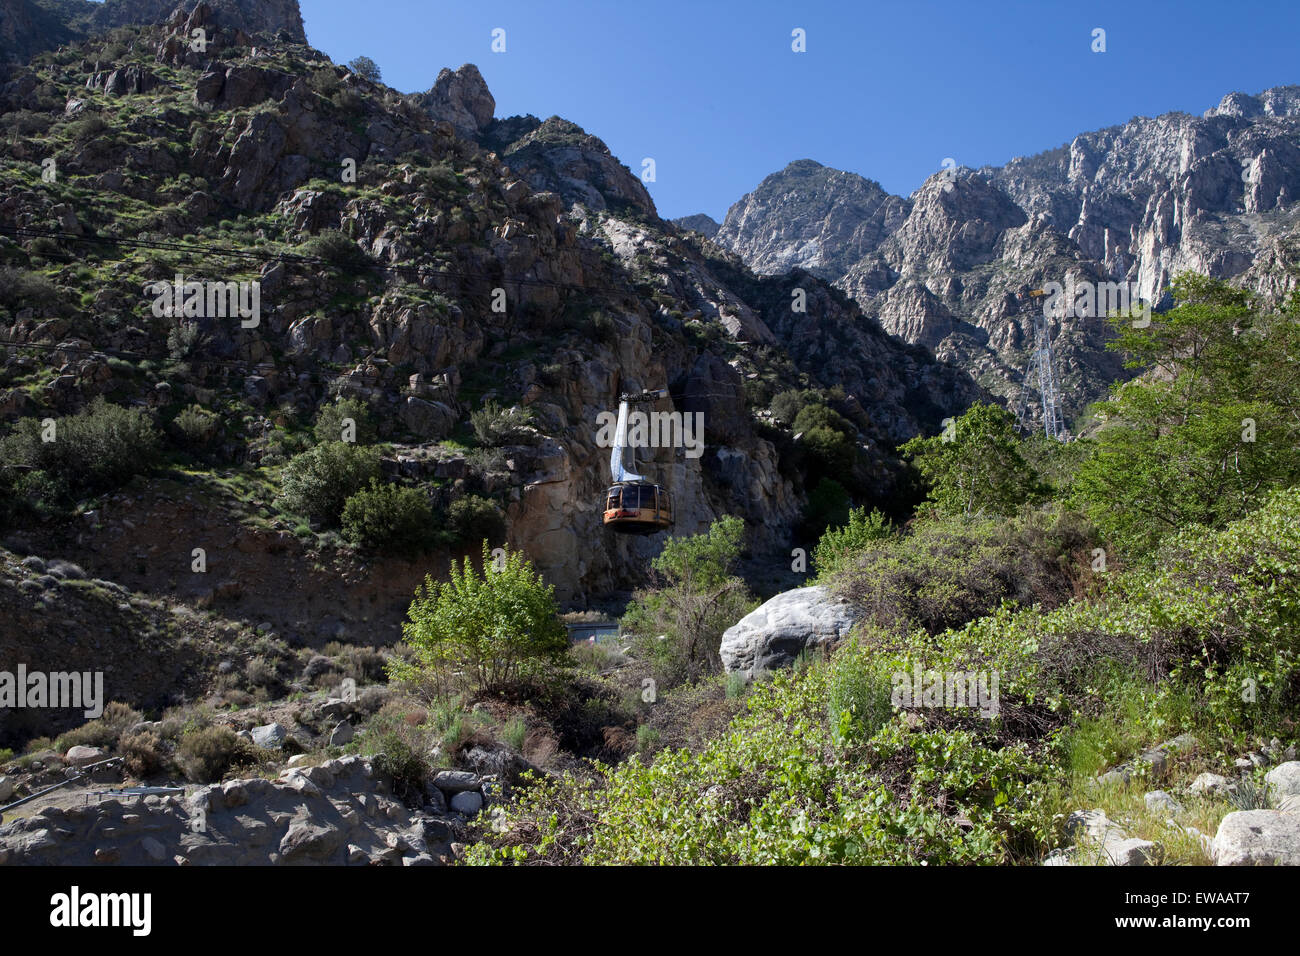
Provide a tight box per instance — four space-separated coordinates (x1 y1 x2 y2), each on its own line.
1 0 305 63
709 88 1300 424
0 0 980 628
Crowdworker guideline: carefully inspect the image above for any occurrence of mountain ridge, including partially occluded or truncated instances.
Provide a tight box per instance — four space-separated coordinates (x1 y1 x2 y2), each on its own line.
699 85 1300 425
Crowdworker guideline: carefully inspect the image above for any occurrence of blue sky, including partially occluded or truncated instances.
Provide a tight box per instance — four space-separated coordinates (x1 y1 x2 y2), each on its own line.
298 0 1300 221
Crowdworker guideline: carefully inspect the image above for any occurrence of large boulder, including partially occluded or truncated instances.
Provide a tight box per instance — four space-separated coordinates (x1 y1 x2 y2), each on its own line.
1213 810 1300 865
720 585 860 677
1265 761 1300 801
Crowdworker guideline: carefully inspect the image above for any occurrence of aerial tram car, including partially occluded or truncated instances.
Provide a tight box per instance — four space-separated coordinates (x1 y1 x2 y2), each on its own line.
602 389 674 535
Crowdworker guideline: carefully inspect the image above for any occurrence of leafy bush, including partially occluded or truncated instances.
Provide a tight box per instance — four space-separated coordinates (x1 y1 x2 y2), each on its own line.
813 505 892 579
831 509 1094 636
120 729 167 778
52 702 142 753
390 543 569 698
2 399 161 498
172 403 221 447
298 230 372 273
447 494 506 546
622 516 756 688
464 657 1048 865
276 441 381 525
0 266 60 311
314 397 378 445
470 401 538 446
900 402 1043 517
341 480 434 555
167 320 208 361
177 726 256 783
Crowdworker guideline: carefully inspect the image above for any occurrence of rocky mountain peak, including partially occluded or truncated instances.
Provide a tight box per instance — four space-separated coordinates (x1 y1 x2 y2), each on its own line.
411 62 495 136
671 213 720 238
1205 85 1300 119
715 158 908 280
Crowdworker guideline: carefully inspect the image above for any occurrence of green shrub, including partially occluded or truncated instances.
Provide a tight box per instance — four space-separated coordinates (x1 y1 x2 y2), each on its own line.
502 717 527 751
447 494 506 546
368 731 428 801
813 506 892 579
832 508 1094 636
52 702 142 753
177 726 255 783
470 400 538 446
314 397 378 445
341 480 434 555
120 729 167 778
173 403 221 447
635 724 662 756
390 543 569 698
825 637 895 746
465 659 1048 865
299 230 372 273
2 399 161 497
276 441 381 525
622 516 756 688
770 388 822 426
167 320 207 361
0 266 60 311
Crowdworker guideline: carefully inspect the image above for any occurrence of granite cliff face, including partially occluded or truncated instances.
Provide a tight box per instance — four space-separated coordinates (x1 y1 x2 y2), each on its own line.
709 88 1300 424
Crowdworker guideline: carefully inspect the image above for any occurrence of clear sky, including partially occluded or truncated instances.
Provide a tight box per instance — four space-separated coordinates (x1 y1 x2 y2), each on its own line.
298 0 1300 221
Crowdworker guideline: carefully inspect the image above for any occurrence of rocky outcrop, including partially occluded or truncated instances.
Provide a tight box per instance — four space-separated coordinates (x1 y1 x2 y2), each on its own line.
410 63 495 137
720 586 861 677
672 213 720 238
0 757 464 865
489 115 657 217
89 0 306 43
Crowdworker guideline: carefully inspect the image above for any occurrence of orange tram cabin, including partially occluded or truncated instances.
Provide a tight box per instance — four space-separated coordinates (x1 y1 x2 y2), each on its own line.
602 480 673 534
